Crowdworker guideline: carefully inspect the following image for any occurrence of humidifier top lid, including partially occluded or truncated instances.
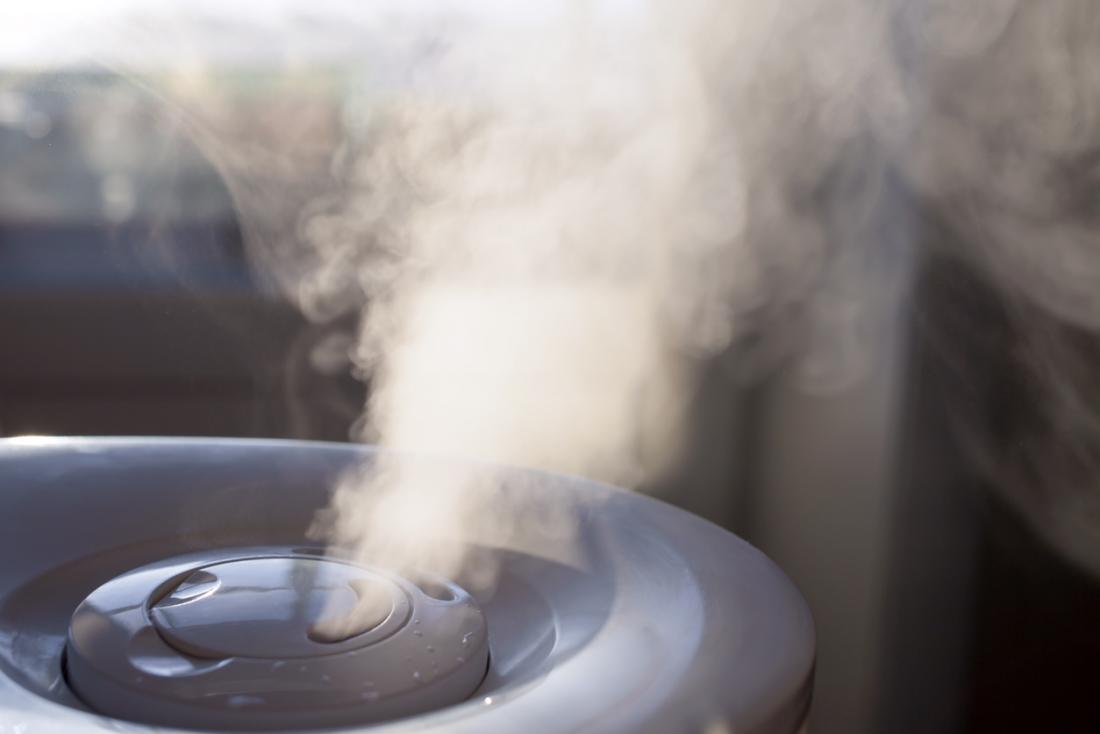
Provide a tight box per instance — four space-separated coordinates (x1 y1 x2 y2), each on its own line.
149 556 411 658
64 550 490 731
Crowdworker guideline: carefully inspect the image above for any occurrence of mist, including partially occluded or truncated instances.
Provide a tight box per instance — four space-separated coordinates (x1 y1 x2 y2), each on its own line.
271 0 892 581
16 0 1100 579
296 0 1100 580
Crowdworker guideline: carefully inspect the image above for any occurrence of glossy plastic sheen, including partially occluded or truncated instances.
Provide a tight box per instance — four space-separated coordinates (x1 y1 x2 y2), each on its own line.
150 558 408 657
64 549 488 730
0 438 815 733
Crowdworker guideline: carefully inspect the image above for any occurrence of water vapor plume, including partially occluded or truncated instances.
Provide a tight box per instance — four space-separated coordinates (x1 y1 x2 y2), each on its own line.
52 0 1100 583
892 0 1100 576
11 0 889 583
269 0 902 583
297 0 1100 581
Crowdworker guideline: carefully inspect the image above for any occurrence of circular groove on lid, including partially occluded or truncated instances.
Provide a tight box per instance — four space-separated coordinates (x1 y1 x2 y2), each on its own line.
150 557 406 658
64 549 490 730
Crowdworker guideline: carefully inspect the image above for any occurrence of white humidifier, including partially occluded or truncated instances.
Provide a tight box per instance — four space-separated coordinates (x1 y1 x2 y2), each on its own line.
0 437 813 733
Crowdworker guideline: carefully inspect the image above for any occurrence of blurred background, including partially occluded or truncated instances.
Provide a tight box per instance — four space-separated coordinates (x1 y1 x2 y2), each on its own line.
3 3 1100 733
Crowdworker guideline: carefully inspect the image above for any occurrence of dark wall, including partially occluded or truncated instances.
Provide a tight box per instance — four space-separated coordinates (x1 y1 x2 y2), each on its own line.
876 256 1100 733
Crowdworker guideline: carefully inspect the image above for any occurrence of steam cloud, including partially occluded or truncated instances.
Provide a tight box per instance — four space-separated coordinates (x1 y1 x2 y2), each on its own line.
24 0 1100 577
280 1 891 581
199 0 1100 580
288 0 1100 579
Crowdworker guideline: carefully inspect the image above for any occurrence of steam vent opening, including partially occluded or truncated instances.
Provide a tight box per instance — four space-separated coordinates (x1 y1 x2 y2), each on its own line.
64 552 490 731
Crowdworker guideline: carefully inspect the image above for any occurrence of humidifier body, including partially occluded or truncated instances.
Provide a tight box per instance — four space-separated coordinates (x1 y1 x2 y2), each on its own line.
0 438 813 733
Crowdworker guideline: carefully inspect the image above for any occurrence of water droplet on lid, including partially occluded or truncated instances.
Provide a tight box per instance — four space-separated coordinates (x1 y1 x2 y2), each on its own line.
413 630 423 637
413 618 420 625
412 671 423 682
427 645 435 653
361 691 379 701
457 656 466 663
271 661 285 671
483 696 493 705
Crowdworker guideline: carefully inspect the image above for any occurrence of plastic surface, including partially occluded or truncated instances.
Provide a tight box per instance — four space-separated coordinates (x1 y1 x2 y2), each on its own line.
0 437 815 733
64 551 487 730
149 558 409 656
